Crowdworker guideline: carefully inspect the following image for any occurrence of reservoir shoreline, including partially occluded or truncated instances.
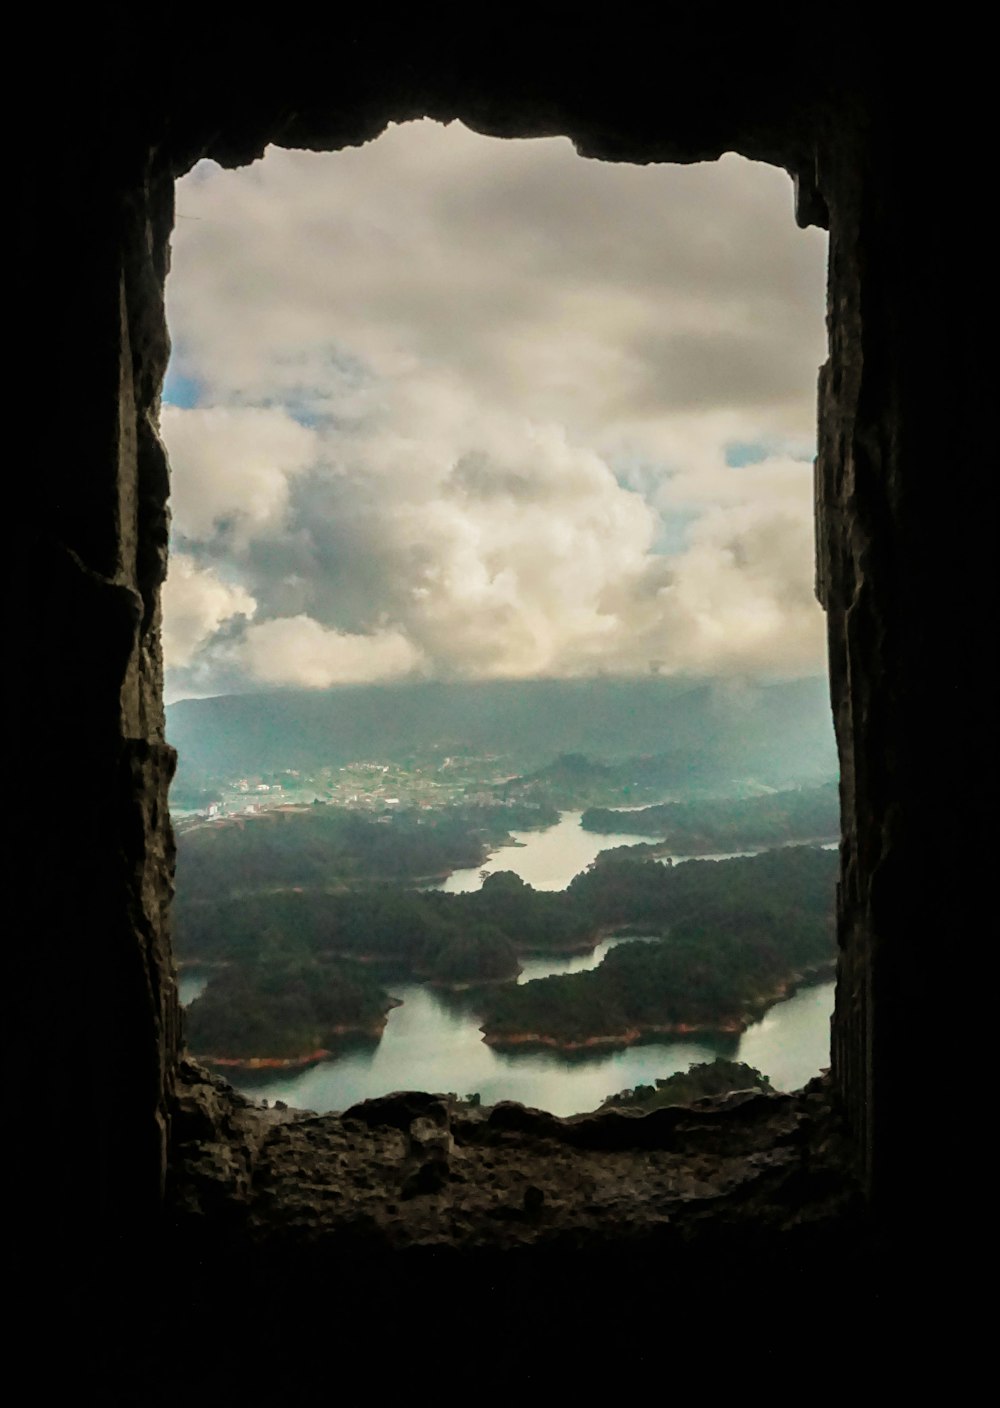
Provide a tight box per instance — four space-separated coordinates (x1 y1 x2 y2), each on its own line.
182 810 836 1110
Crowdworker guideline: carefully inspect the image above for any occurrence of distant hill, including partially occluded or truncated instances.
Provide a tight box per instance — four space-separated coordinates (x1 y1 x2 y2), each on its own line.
580 781 840 848
167 675 836 793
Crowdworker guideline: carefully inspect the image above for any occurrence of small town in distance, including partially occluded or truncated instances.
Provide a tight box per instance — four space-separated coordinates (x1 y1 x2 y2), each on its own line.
172 753 527 832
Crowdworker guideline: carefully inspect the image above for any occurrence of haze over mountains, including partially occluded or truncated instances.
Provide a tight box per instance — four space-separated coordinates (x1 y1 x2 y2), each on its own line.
168 674 836 791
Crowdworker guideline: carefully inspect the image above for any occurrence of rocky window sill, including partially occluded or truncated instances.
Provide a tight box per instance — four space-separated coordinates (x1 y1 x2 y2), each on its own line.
167 1060 866 1261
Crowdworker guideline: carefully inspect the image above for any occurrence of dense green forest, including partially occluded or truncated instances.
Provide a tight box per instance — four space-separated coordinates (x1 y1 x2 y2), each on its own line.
491 753 653 809
179 846 836 1058
185 956 395 1063
176 869 596 983
480 847 837 1046
176 801 557 900
169 676 836 791
580 781 839 850
567 843 836 930
598 1059 773 1110
493 756 837 814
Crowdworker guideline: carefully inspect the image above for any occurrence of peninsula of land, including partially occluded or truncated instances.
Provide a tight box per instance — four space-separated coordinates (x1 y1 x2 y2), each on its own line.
580 781 839 854
178 807 836 1068
478 845 836 1049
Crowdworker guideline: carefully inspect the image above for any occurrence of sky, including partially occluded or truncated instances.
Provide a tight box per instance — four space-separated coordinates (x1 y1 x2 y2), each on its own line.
161 120 828 703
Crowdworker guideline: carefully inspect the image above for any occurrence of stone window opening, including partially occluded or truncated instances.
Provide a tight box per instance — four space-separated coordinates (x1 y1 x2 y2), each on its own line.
19 24 977 1383
162 121 834 1128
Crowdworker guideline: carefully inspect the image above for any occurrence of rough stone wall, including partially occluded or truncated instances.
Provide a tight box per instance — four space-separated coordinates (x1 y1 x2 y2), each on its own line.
814 104 874 1190
815 92 985 1212
12 19 984 1323
155 1065 876 1392
12 140 181 1286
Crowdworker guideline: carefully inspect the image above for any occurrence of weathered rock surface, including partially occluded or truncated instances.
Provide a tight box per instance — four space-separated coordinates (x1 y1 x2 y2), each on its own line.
168 1065 864 1259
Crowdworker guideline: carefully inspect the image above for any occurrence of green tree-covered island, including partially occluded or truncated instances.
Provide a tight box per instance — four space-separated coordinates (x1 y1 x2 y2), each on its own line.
177 796 836 1067
478 847 835 1049
185 956 398 1068
598 1059 774 1111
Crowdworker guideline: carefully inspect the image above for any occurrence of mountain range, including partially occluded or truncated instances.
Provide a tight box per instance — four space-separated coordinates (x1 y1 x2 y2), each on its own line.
168 675 837 792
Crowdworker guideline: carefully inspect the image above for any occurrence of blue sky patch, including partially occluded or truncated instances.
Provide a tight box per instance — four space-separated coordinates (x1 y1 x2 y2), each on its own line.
653 508 699 556
162 366 202 409
724 441 769 467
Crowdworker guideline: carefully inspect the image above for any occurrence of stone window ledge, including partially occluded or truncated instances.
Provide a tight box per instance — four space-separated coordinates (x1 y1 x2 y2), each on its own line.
168 1060 867 1261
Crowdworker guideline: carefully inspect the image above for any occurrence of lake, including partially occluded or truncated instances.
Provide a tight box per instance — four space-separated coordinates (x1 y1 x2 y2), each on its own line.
180 810 835 1116
433 809 664 892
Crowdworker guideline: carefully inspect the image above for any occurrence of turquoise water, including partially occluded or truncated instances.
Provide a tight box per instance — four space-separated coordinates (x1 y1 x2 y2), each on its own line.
433 810 664 892
181 812 835 1115
234 971 834 1117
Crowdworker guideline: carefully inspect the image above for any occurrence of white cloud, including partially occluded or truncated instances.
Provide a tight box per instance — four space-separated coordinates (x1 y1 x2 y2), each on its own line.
161 554 256 668
650 498 823 675
167 127 826 449
235 616 421 687
163 405 318 542
162 122 828 694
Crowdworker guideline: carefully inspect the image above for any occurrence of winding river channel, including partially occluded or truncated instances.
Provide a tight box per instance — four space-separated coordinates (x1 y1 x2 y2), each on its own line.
178 812 836 1116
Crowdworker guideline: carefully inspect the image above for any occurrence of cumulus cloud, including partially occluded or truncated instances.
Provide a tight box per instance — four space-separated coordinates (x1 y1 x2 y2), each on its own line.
161 121 828 697
235 617 421 687
163 406 318 543
161 554 256 667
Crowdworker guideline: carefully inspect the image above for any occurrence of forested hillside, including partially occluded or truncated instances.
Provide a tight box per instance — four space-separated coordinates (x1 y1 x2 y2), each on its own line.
176 801 556 899
180 846 837 1064
581 782 839 851
169 675 836 789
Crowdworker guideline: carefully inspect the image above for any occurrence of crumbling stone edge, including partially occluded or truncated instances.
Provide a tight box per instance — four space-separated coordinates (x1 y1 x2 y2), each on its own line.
167 1059 869 1259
